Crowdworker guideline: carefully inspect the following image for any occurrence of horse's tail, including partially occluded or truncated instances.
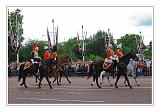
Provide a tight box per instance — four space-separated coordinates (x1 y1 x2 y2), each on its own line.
18 64 24 82
86 62 94 79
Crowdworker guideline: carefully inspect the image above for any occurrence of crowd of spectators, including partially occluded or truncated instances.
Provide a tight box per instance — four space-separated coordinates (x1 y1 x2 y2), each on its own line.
8 59 152 77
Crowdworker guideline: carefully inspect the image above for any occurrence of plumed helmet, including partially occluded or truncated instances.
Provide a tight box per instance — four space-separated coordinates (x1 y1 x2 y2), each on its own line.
33 44 39 51
52 45 57 52
109 44 113 48
117 43 122 49
44 46 48 50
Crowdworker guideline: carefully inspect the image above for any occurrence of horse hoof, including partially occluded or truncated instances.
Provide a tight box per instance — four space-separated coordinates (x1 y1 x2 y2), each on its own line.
137 84 140 86
109 84 113 86
50 86 53 89
98 86 101 88
125 84 128 86
91 84 93 86
25 86 28 88
69 82 71 84
130 86 133 89
115 85 118 88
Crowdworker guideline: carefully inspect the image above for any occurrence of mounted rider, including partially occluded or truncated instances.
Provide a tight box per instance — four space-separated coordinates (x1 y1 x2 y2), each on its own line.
51 45 58 67
103 44 115 70
51 45 57 60
115 43 123 60
44 46 51 60
24 44 41 70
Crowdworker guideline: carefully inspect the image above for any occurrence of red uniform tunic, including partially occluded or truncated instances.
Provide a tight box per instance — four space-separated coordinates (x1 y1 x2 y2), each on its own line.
106 48 114 59
44 51 51 60
115 49 123 59
50 52 57 59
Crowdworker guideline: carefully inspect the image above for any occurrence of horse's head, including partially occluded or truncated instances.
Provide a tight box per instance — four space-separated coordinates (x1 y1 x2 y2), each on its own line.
59 55 71 66
64 55 71 64
129 51 138 61
45 58 55 66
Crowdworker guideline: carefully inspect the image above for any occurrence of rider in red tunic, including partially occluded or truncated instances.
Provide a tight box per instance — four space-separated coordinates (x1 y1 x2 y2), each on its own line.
103 44 115 70
51 45 58 67
24 44 40 70
115 43 123 60
51 45 57 60
44 46 51 60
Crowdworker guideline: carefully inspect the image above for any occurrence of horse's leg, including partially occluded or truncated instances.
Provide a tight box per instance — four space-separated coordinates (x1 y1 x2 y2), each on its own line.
38 75 44 88
115 72 121 88
20 75 28 88
107 73 113 86
20 76 24 86
56 76 60 86
91 76 95 86
64 72 71 84
23 76 28 88
123 72 133 89
59 72 62 83
99 71 105 85
133 74 140 86
44 75 53 89
52 77 56 83
124 71 130 86
96 76 101 88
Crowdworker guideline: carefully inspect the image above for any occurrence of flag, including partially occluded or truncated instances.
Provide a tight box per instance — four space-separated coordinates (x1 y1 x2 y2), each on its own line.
77 32 82 53
77 32 80 46
47 27 51 48
56 26 58 45
9 24 17 50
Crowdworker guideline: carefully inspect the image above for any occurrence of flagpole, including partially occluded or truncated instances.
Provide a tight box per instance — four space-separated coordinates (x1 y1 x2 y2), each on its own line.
16 11 19 69
108 28 110 50
82 25 84 61
52 19 55 46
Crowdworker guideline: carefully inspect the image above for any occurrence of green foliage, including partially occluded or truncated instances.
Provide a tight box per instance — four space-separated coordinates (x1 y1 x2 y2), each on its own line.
85 54 103 61
19 39 47 62
8 8 24 63
117 34 140 53
144 41 152 59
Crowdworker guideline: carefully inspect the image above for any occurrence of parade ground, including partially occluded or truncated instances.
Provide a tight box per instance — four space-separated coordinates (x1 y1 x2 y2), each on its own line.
8 76 152 105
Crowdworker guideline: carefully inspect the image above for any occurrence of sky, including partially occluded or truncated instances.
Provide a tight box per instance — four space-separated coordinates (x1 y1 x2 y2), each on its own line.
8 6 153 45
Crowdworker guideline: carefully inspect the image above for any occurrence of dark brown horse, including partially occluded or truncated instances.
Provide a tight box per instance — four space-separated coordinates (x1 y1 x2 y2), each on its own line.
52 55 71 84
18 62 39 88
38 58 56 89
88 51 138 89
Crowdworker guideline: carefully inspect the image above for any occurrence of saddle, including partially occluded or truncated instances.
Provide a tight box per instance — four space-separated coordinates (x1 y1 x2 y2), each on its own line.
103 62 111 71
23 61 32 70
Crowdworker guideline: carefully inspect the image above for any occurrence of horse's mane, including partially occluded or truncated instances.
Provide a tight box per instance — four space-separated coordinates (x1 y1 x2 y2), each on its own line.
120 52 131 61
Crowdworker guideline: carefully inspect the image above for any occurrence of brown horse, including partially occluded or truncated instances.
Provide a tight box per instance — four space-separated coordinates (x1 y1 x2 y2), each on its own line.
52 55 72 85
34 55 71 87
18 62 39 88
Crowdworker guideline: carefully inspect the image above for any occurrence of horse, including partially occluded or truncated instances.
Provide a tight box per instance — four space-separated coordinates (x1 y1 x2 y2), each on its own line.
124 60 140 86
18 62 39 88
88 59 118 88
114 51 138 89
52 55 72 84
38 58 56 89
88 51 138 89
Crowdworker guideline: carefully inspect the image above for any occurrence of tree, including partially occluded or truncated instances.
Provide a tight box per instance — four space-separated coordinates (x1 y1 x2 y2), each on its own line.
8 8 24 63
117 34 141 54
144 41 152 59
19 39 47 62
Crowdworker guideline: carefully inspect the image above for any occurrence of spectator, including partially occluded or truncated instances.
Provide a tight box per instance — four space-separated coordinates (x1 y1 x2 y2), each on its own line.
136 60 144 76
